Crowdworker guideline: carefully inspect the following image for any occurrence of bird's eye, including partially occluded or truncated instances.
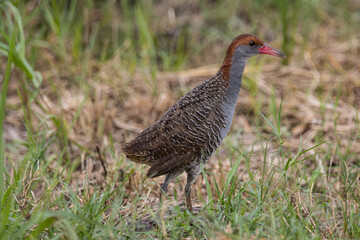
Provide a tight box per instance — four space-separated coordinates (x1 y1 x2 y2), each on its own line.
248 40 255 46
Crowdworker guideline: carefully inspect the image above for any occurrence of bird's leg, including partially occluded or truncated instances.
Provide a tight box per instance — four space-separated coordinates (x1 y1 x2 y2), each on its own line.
185 167 201 212
159 174 171 204
185 183 193 212
159 170 183 206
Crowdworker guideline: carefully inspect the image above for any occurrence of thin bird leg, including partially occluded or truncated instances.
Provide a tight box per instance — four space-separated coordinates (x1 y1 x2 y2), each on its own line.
159 174 170 204
184 173 197 212
159 170 183 204
185 183 193 212
185 166 202 212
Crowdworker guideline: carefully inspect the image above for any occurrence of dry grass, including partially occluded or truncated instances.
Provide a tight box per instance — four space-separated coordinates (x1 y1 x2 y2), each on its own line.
7 26 360 220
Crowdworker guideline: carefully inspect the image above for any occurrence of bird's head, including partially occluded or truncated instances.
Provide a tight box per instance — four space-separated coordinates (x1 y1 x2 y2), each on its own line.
230 34 286 59
220 34 286 80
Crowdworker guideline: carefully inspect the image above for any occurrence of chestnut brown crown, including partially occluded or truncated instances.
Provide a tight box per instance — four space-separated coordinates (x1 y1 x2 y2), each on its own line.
220 34 286 80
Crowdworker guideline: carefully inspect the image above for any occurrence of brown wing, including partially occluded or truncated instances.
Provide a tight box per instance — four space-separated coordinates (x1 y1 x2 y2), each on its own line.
122 74 227 169
146 154 192 178
122 101 205 164
122 120 168 164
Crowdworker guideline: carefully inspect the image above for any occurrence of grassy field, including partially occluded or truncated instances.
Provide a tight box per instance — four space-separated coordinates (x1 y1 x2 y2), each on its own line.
1 0 359 239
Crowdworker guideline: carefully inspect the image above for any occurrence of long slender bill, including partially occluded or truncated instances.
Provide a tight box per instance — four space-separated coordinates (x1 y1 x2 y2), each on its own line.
258 44 287 58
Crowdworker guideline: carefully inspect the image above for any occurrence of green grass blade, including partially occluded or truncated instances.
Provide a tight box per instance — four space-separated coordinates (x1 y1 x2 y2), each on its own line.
225 155 242 188
0 187 14 236
201 163 213 211
0 28 15 200
29 215 59 239
259 111 279 136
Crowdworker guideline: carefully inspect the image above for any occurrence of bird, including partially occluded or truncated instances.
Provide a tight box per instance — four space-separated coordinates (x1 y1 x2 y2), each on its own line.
122 33 286 212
